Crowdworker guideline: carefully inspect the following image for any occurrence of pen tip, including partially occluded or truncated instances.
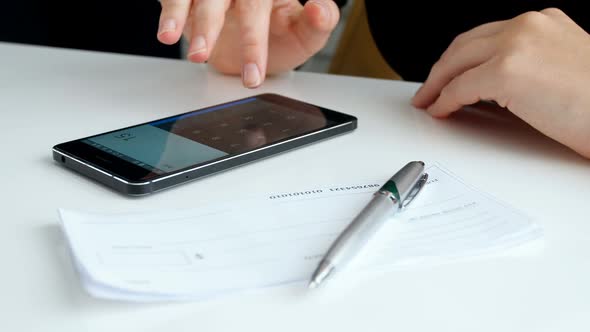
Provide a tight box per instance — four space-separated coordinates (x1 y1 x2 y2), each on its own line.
308 280 319 289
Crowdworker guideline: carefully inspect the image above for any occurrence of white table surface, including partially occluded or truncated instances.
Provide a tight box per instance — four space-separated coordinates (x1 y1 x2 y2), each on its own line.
2 42 590 332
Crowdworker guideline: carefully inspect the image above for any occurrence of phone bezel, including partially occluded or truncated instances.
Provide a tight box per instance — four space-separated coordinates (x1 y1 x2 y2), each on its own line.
53 93 357 195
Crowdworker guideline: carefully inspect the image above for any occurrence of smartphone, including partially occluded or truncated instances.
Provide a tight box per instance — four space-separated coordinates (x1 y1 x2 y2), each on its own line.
53 93 357 196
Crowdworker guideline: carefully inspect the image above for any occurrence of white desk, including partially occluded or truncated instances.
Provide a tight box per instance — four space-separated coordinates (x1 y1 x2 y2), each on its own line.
2 42 590 332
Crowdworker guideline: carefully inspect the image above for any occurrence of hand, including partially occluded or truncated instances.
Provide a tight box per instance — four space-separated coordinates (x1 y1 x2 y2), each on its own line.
412 8 590 158
157 0 340 88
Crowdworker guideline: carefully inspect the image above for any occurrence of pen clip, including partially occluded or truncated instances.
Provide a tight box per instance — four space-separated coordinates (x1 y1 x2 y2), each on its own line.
401 173 428 209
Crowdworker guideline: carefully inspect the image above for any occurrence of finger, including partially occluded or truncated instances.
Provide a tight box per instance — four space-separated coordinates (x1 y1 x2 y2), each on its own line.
292 0 340 57
237 0 274 88
157 0 192 45
426 61 497 118
187 0 231 62
412 35 497 109
412 21 505 107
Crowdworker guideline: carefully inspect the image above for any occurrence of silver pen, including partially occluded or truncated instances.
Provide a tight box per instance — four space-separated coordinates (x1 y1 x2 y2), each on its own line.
308 161 428 289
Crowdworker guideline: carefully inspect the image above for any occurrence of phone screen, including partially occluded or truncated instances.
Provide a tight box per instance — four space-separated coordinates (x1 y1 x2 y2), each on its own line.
80 95 329 179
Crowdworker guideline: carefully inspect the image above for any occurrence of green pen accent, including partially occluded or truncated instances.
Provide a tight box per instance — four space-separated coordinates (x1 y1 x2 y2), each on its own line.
379 180 401 201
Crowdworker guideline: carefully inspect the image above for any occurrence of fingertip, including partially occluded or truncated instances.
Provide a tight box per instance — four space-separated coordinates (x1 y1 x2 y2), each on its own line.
188 53 208 63
242 62 263 88
305 0 339 31
411 86 429 109
426 102 451 119
432 113 450 119
187 50 208 63
412 99 434 109
157 32 179 45
412 96 433 109
293 0 339 60
413 80 444 109
157 17 183 44
187 35 209 63
411 99 426 109
242 79 264 89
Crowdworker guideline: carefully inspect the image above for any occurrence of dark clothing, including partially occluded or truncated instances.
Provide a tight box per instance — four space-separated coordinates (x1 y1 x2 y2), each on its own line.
365 1 590 82
2 1 589 82
0 1 180 59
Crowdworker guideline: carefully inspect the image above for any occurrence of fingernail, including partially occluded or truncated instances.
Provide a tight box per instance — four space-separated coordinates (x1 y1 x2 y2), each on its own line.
158 19 176 35
188 35 207 56
242 63 261 88
309 0 330 20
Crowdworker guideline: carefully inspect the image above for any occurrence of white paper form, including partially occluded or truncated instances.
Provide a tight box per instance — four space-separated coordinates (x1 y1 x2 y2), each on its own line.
58 164 543 302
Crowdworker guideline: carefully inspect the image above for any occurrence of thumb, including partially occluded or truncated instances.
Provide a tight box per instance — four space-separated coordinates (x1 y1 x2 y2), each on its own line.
293 0 340 58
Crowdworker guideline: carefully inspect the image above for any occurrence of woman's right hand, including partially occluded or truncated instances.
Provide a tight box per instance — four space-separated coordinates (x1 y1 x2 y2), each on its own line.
157 0 340 88
412 8 590 158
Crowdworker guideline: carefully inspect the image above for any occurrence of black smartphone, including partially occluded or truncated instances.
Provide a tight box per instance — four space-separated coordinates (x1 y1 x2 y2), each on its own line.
53 93 357 196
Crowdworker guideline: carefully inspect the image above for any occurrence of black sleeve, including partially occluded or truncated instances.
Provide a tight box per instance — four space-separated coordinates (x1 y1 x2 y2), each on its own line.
0 0 181 59
365 0 590 82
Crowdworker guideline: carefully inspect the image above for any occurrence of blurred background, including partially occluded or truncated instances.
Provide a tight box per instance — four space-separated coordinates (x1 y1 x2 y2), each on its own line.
0 0 399 81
